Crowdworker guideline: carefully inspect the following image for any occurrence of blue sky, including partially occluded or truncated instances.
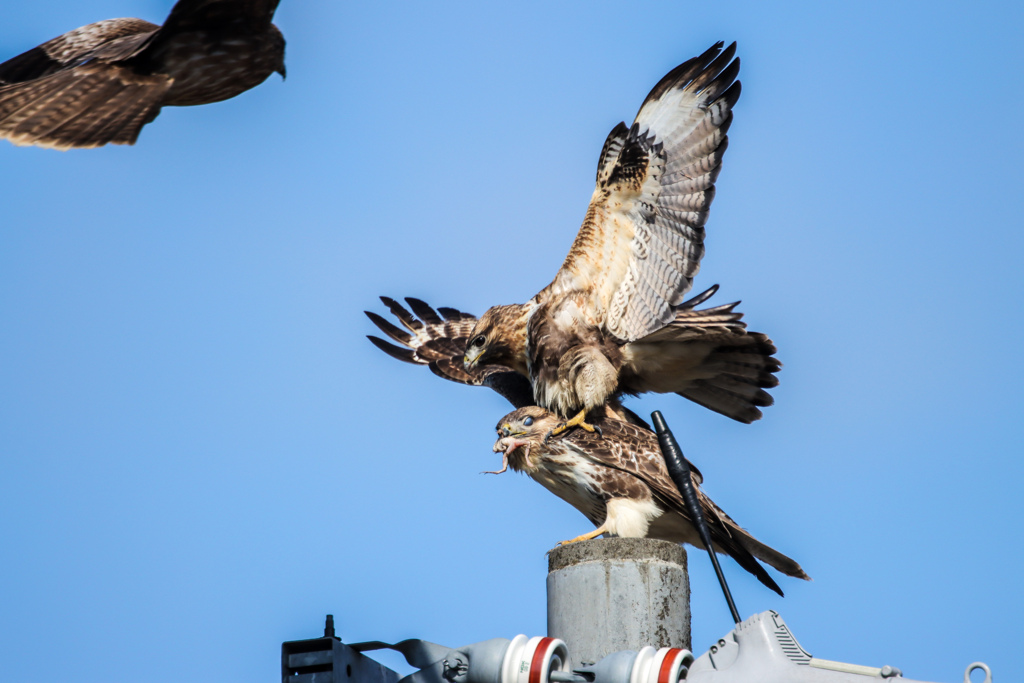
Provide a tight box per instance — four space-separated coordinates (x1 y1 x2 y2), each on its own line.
1 1 1022 681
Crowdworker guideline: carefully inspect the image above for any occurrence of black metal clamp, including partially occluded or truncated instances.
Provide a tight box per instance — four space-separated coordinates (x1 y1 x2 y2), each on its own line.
651 411 741 625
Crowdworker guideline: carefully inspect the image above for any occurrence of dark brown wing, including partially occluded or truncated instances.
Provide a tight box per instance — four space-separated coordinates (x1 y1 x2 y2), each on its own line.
366 297 534 408
0 19 158 85
561 418 807 593
0 61 169 149
160 0 281 33
0 19 167 149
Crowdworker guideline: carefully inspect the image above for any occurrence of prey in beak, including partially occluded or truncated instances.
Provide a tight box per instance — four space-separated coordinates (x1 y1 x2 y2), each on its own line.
487 422 531 474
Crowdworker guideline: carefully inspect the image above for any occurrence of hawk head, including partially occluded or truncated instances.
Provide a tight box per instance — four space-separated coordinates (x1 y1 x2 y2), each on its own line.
464 304 529 373
492 406 561 473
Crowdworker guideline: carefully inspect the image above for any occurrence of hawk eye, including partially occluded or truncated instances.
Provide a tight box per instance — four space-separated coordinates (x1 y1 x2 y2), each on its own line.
523 416 534 427
472 335 486 347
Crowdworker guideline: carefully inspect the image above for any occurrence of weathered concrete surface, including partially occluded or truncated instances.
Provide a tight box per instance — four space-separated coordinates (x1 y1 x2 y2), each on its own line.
547 538 690 669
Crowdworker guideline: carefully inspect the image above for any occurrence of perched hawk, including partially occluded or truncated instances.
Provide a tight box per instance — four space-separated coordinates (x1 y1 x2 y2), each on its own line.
0 0 285 150
491 405 810 596
369 42 779 435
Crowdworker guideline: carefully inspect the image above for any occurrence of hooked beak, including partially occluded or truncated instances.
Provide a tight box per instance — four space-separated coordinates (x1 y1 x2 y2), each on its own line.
464 348 482 369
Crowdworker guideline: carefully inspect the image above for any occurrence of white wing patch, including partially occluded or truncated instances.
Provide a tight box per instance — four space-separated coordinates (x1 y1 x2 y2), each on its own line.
546 42 740 344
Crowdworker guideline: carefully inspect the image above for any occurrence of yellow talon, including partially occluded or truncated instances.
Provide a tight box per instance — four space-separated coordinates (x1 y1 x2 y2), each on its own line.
546 409 601 441
557 525 608 546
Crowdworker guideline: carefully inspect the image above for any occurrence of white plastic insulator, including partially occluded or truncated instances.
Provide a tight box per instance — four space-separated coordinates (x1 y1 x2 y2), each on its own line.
631 647 694 683
500 635 569 683
501 634 530 683
629 647 658 683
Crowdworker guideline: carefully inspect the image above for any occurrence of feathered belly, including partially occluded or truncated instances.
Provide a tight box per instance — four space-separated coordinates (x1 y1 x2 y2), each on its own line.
531 375 577 417
528 457 607 526
531 345 621 416
526 295 623 417
529 455 664 538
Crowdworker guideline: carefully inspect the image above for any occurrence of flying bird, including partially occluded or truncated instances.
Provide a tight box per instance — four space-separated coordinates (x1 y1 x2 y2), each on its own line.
491 405 810 596
0 0 285 150
368 41 779 436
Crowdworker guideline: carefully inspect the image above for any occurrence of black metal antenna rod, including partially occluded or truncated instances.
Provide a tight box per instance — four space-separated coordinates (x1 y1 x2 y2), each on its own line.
651 410 741 625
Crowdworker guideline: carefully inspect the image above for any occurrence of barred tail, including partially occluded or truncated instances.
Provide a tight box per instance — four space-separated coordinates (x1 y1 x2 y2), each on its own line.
626 286 781 423
674 330 780 423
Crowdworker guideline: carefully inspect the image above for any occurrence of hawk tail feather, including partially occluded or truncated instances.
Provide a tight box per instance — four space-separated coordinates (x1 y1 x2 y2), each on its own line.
669 300 744 328
675 331 780 423
623 287 780 422
733 530 812 582
714 534 785 597
705 495 808 593
677 283 720 309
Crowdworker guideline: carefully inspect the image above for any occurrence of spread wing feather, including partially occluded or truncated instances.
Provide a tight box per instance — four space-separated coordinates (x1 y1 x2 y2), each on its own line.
367 298 664 428
366 297 535 408
0 19 159 85
0 18 166 149
0 61 169 149
546 42 740 343
0 0 284 150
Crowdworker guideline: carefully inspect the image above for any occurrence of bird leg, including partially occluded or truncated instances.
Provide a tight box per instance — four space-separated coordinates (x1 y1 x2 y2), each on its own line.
557 523 609 546
545 409 602 442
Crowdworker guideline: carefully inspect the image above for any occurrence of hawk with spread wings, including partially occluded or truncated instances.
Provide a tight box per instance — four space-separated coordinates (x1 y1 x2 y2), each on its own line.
368 42 779 434
491 405 810 596
0 0 285 150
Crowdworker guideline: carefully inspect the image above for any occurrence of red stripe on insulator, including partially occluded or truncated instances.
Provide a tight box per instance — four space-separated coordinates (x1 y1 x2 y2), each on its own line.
529 637 555 683
657 649 681 683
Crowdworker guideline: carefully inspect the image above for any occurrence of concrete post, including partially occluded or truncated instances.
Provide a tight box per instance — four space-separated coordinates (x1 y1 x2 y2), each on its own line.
546 538 690 670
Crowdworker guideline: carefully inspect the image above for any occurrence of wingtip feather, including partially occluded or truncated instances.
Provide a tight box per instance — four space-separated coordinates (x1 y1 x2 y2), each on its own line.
405 297 443 325
365 310 413 344
366 335 420 364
